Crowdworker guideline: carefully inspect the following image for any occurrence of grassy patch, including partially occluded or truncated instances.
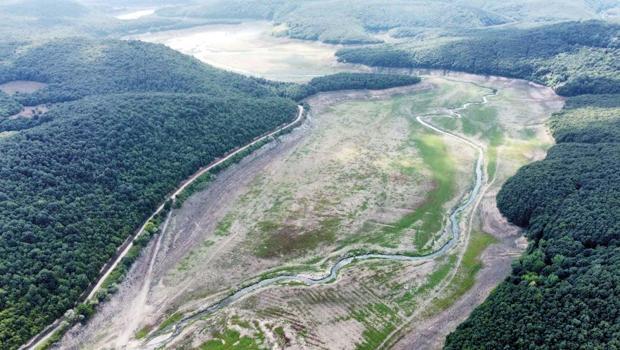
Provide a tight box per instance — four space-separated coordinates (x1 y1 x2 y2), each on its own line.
352 303 401 350
429 231 497 312
157 312 183 333
135 325 153 340
200 329 262 350
459 104 504 177
384 125 456 250
176 239 214 272
215 213 235 236
254 217 340 258
419 256 457 295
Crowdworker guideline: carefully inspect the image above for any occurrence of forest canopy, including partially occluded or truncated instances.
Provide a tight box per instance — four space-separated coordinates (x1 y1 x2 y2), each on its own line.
276 72 421 100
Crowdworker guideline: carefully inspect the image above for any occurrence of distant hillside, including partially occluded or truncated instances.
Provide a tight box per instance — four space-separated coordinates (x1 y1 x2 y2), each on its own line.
0 0 89 18
0 38 284 105
157 0 510 44
157 0 618 44
337 20 620 96
0 38 298 350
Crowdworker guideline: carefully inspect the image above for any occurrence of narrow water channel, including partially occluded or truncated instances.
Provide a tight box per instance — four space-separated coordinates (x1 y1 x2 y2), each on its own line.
146 85 498 348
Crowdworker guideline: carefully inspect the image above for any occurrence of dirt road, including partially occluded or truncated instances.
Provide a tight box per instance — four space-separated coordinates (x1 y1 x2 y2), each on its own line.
22 106 304 350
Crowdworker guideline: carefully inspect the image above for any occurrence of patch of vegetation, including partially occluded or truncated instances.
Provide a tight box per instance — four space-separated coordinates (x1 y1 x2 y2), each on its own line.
174 172 214 207
418 256 457 296
393 126 456 250
134 325 152 340
549 94 620 143
459 104 503 177
277 72 421 100
157 312 183 333
215 213 236 236
352 302 401 350
430 231 497 312
255 217 341 258
200 329 262 350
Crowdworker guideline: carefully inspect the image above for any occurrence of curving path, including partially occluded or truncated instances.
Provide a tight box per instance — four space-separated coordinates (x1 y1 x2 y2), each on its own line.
144 85 498 348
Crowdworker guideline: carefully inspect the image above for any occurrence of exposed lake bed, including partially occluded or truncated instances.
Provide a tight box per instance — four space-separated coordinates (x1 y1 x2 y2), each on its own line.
59 21 564 350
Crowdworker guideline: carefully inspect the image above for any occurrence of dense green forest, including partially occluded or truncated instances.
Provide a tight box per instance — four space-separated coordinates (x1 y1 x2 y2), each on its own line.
0 92 21 118
277 72 421 100
336 20 620 96
0 38 286 105
0 39 298 349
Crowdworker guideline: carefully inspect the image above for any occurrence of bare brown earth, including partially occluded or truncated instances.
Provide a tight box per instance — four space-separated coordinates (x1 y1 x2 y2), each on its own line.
0 80 47 95
8 105 48 119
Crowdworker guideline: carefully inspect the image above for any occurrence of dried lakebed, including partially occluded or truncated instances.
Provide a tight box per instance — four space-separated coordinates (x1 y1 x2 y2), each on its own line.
144 87 493 349
59 74 563 350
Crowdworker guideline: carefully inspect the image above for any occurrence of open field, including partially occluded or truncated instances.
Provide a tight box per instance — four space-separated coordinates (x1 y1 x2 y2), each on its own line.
130 21 366 82
55 70 563 349
0 80 47 95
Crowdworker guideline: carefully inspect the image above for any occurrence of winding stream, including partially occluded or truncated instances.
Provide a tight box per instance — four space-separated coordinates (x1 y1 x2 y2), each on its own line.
145 84 498 348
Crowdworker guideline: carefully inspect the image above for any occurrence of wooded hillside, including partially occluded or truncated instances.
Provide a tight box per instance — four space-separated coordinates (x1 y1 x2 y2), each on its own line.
337 21 620 96
0 39 298 349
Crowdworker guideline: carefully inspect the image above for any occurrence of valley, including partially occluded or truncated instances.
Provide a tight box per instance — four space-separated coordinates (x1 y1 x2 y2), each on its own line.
2 2 614 349
56 58 562 348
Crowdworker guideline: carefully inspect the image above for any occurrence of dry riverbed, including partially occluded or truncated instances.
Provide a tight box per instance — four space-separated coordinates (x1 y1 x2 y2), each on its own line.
56 73 562 350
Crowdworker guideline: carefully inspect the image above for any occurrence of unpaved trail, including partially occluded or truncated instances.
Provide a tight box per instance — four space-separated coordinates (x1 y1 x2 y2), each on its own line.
116 211 172 347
